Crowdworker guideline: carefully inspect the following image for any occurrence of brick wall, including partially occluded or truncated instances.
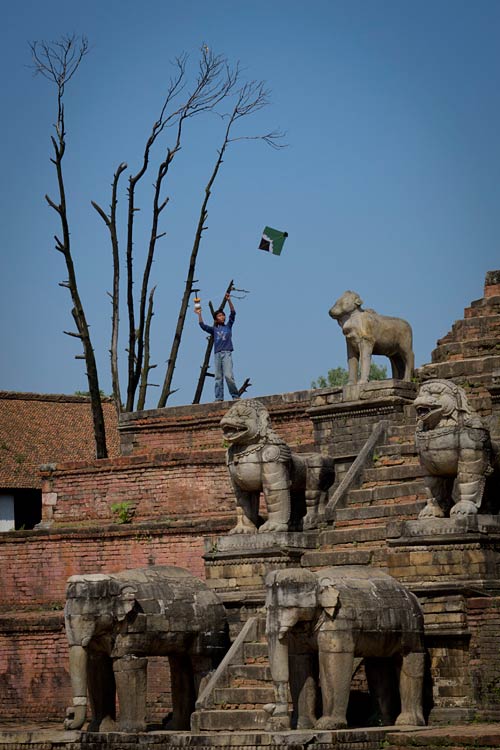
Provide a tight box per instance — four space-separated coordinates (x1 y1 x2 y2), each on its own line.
0 527 214 722
0 615 68 720
419 270 500 416
118 392 315 456
41 451 234 526
0 617 177 723
0 526 212 609
467 597 500 715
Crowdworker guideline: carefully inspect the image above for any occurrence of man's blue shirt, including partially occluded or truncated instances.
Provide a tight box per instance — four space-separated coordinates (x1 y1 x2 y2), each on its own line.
199 309 235 353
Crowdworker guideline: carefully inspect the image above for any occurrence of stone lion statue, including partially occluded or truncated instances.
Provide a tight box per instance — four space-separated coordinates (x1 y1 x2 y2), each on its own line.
414 379 496 518
329 290 414 383
220 400 335 533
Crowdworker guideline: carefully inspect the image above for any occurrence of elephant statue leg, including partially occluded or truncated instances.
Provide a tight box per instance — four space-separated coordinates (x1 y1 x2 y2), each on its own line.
169 654 196 730
289 650 318 729
113 655 148 732
395 652 425 726
365 657 399 725
87 651 116 731
315 647 353 730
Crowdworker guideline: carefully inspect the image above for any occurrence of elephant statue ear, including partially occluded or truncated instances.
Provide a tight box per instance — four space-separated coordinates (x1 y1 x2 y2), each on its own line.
317 577 340 617
115 584 138 621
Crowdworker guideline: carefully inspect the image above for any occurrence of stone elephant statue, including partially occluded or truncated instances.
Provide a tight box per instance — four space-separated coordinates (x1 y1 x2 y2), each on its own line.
329 290 414 383
64 565 228 732
265 566 425 730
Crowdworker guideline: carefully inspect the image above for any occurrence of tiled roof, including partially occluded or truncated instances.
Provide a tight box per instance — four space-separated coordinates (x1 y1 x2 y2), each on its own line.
0 392 120 489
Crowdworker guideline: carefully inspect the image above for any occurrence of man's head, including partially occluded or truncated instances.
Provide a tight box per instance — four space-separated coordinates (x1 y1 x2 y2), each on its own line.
214 309 226 325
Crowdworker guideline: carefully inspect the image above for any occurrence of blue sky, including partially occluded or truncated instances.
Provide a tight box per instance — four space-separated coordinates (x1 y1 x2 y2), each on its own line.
1 0 499 408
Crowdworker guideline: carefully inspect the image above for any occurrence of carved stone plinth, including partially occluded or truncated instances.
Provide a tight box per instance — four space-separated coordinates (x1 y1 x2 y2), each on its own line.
77 727 392 750
386 515 500 724
203 532 318 614
387 515 500 590
308 380 417 460
308 381 418 490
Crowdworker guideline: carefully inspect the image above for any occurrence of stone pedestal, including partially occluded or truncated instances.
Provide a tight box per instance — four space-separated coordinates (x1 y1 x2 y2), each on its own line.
308 381 417 484
387 516 500 724
203 532 317 631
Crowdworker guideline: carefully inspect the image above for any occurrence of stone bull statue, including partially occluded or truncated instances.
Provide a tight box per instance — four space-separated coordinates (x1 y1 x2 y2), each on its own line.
221 400 335 533
329 290 414 383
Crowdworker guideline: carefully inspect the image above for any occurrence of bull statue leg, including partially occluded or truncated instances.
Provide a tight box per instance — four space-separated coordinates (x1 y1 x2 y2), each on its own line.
346 341 359 384
389 354 405 381
403 350 414 382
358 340 373 384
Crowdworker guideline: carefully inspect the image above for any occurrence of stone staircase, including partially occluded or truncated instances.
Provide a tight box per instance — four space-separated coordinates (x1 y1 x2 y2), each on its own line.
193 422 431 731
191 616 274 731
303 423 428 568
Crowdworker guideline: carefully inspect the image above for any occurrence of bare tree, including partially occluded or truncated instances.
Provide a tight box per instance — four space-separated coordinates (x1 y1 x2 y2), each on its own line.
30 35 109 459
93 48 239 412
32 38 284 427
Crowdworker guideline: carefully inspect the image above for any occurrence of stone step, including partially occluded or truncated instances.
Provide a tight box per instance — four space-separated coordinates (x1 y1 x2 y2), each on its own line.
435 313 500 344
191 708 268 731
464 294 500 319
348 480 426 505
302 547 387 568
371 455 420 470
431 336 500 362
361 463 426 483
335 500 426 525
420 354 500 382
386 424 416 441
377 442 416 457
320 525 389 546
243 642 268 661
214 686 275 705
228 663 272 682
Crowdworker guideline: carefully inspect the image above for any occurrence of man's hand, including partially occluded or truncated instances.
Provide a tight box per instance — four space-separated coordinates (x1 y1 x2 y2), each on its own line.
225 293 235 311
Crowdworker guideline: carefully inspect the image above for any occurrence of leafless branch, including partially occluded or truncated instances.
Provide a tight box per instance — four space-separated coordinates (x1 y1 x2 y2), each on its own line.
136 286 157 410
